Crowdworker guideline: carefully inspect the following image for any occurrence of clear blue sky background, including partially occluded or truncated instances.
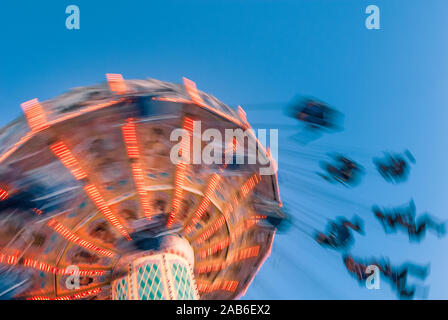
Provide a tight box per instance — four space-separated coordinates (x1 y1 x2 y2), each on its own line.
0 0 447 299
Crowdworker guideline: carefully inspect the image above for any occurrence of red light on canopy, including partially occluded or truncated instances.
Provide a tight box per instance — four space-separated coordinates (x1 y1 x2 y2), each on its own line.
106 73 127 95
84 184 131 240
183 77 206 106
23 258 106 276
185 173 222 233
20 98 48 131
50 141 130 240
167 117 194 228
0 253 18 265
48 219 115 257
194 174 260 244
122 119 152 220
50 142 87 180
122 119 140 159
28 288 102 300
196 279 239 293
198 215 266 258
0 188 8 201
195 245 260 274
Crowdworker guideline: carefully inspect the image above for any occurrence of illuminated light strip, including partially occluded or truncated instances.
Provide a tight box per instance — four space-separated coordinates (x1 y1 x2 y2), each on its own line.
226 245 260 263
122 119 140 158
194 216 226 245
241 174 260 198
50 142 87 180
185 173 222 233
28 288 102 300
198 237 230 259
68 269 106 277
106 73 127 95
0 253 18 265
183 77 206 106
84 184 131 240
164 249 191 261
23 258 57 273
48 219 115 258
0 99 124 167
131 163 152 220
20 98 49 131
231 215 266 241
164 249 195 267
23 258 107 276
195 245 260 274
219 138 238 170
122 119 152 220
167 162 187 228
0 188 8 201
198 215 266 258
194 174 261 244
196 280 239 293
50 141 130 239
232 137 238 153
183 117 194 133
167 117 194 228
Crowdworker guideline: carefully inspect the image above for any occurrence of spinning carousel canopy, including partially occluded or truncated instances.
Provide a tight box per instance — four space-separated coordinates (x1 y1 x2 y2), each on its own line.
0 75 283 300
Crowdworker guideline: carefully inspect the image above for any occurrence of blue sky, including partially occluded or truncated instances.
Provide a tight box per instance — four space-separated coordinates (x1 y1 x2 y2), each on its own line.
0 0 447 299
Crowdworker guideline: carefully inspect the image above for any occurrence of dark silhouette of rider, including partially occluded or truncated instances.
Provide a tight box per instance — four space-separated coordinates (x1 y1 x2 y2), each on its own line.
374 151 415 183
315 216 364 250
373 200 446 241
343 254 429 299
319 155 363 187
